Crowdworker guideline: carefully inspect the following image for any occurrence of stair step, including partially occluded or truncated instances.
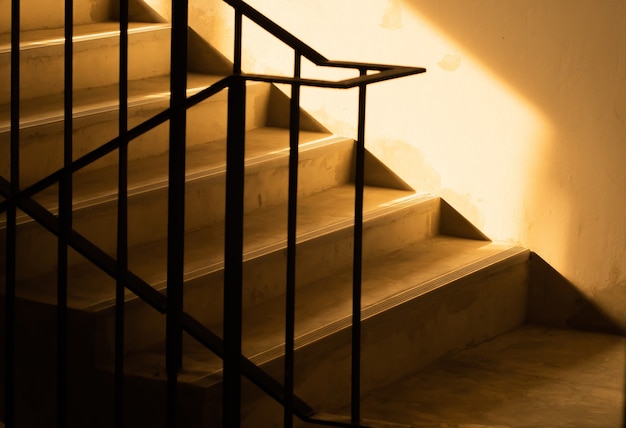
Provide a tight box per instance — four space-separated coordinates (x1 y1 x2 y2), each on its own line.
0 73 273 185
17 128 345 220
0 72 224 132
5 128 359 280
116 237 528 427
124 237 524 380
13 186 432 312
0 0 117 32
0 22 172 103
11 187 440 362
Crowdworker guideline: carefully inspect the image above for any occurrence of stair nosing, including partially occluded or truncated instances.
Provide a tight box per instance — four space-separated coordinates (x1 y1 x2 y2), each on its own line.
361 244 528 319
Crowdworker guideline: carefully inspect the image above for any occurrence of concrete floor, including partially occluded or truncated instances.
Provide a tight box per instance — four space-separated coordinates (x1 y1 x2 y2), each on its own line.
1 326 623 428
352 325 626 428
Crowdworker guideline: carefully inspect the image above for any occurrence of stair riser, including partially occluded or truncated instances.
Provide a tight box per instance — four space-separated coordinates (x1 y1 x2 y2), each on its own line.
0 27 172 104
0 81 271 185
0 0 115 33
89 198 441 360
0 0 114 33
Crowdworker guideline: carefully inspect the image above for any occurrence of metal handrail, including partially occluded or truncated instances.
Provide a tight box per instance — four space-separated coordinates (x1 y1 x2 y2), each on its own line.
2 0 425 426
223 0 425 78
242 67 425 89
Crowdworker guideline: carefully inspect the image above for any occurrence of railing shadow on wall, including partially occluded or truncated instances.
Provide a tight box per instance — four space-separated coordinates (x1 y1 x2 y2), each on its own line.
1 0 425 427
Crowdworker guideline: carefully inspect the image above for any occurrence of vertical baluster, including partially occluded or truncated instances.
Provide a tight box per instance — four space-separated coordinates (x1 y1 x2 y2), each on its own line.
5 1 20 426
57 0 74 425
223 9 245 427
4 196 16 428
284 51 302 428
351 69 368 425
166 0 188 426
233 10 242 75
115 0 130 424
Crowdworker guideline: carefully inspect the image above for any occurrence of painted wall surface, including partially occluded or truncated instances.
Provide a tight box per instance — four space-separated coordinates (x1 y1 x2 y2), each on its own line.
144 0 626 329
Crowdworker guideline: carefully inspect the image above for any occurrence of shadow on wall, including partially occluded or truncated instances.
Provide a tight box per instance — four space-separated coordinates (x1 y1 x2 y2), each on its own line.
528 252 626 422
404 0 626 327
402 1 626 151
528 252 625 336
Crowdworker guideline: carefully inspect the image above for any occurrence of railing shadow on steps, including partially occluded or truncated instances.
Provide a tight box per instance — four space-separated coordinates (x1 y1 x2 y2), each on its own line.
1 0 426 427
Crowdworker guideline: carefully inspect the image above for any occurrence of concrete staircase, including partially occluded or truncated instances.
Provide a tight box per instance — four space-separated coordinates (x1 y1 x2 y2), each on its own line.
0 1 529 427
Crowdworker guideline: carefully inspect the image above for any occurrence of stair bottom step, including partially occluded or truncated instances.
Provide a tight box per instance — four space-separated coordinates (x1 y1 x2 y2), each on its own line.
76 237 529 428
119 237 524 384
344 325 626 428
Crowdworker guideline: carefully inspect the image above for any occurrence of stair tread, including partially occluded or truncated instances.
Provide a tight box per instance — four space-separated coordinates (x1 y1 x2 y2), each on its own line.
0 21 171 53
0 72 224 130
121 236 525 385
16 185 425 309
23 127 340 213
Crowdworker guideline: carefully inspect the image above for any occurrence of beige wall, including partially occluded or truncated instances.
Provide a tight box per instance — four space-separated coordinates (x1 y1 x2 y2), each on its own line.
145 0 626 329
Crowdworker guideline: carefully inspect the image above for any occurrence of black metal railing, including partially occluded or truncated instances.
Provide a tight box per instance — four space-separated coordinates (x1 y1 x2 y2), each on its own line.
1 0 425 426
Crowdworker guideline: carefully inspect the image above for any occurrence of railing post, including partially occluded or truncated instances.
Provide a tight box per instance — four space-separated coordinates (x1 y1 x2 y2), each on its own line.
115 0 130 425
284 50 302 428
4 197 16 428
57 0 74 425
351 69 368 425
223 10 246 427
5 2 20 426
166 0 188 425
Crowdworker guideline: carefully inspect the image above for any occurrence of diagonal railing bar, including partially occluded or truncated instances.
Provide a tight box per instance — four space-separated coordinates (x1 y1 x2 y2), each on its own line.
0 177 167 313
181 313 318 419
183 312 388 428
114 305 395 428
2 153 329 425
0 175 359 427
1 170 347 426
4 150 336 428
0 77 232 216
